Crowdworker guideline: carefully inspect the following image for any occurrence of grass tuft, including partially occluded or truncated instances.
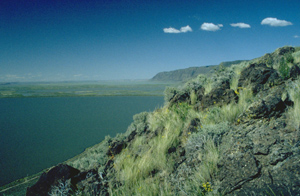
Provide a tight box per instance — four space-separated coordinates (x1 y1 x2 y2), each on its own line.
287 79 300 130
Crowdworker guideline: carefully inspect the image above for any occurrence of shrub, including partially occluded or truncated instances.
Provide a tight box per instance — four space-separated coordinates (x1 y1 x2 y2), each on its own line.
285 53 294 64
67 136 111 171
279 57 290 79
125 112 149 136
48 179 72 196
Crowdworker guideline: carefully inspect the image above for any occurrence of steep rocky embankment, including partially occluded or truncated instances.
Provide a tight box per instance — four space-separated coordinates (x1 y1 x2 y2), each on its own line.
24 46 300 196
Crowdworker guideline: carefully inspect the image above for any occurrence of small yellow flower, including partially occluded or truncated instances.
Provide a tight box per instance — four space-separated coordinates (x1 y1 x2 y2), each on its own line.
237 119 240 123
188 132 191 135
162 136 165 138
214 101 216 104
200 125 203 128
235 90 239 95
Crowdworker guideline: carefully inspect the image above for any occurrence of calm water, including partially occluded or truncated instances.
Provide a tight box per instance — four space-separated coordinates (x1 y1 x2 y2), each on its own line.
0 96 164 186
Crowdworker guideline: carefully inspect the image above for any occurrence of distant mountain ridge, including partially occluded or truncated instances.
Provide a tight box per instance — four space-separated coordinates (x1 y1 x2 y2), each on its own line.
151 60 246 82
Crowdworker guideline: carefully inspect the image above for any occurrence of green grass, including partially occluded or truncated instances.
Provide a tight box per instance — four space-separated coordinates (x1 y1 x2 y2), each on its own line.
287 78 300 130
293 50 300 64
110 102 209 195
199 87 253 125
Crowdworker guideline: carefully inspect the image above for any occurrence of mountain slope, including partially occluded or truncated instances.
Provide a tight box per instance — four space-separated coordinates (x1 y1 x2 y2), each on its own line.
151 60 246 82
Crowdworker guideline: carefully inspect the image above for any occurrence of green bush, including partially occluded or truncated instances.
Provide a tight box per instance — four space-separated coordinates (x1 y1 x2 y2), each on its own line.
285 53 294 64
278 57 290 79
126 112 149 135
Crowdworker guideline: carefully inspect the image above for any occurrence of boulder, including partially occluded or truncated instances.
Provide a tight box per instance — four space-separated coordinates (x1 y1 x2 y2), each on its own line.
26 164 80 196
169 91 190 105
238 63 280 94
245 85 290 119
169 85 205 105
197 80 238 110
106 140 127 156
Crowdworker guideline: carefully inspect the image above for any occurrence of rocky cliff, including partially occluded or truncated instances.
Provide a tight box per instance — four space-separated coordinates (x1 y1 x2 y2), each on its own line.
151 60 246 82
25 46 300 196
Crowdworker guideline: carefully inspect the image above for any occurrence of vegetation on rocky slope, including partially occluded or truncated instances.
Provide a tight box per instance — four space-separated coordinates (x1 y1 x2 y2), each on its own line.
2 46 300 196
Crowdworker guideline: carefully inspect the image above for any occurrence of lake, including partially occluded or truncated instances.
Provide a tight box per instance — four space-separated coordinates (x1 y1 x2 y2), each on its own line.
0 96 164 186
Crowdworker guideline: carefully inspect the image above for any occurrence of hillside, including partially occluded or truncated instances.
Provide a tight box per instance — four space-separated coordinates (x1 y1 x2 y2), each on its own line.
151 60 246 82
1 46 300 196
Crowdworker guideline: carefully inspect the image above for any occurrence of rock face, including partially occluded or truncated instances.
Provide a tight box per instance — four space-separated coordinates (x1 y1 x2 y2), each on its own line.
217 115 300 195
26 164 80 196
199 80 238 109
238 63 280 94
244 84 291 119
290 64 300 79
168 85 205 106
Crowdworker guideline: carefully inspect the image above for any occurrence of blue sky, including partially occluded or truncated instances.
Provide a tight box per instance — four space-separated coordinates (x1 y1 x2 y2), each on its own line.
0 0 299 82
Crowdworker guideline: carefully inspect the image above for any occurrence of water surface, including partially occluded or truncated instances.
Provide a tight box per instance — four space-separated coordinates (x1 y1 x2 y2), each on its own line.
0 96 164 186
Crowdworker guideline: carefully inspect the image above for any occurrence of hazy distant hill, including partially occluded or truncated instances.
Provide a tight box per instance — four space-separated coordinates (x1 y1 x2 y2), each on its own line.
151 60 246 82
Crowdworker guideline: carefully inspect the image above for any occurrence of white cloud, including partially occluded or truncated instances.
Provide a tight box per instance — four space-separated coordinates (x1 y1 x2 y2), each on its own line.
163 27 181 33
294 35 299 38
163 25 193 33
230 22 251 28
201 23 223 31
180 25 193 33
261 17 292 27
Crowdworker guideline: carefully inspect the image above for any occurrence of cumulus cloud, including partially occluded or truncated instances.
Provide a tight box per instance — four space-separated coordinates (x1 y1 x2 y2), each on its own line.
201 23 223 31
163 27 181 33
163 25 192 33
261 17 292 27
180 25 193 33
230 22 251 28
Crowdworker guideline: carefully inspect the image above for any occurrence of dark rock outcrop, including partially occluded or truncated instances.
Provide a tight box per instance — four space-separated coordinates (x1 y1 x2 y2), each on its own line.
289 64 300 79
238 63 280 94
169 91 190 105
168 85 205 106
196 80 238 110
26 164 80 196
276 46 295 55
244 85 290 119
217 115 300 195
106 140 127 156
